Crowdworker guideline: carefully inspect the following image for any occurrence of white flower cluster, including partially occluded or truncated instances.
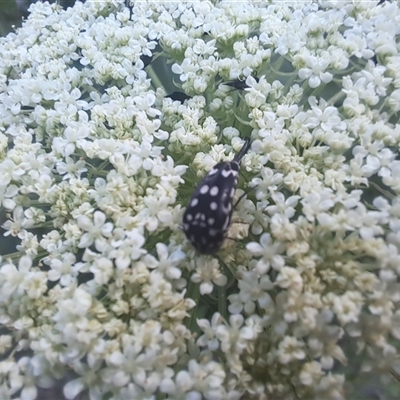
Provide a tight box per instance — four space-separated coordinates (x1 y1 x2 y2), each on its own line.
0 0 400 399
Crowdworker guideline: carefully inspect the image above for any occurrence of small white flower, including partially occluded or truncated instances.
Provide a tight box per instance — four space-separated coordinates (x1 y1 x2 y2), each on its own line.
228 269 273 314
90 256 114 285
276 267 303 293
299 361 324 386
246 233 285 275
298 54 333 88
334 291 364 325
388 88 400 112
56 157 87 180
142 243 185 280
26 271 48 299
0 255 33 300
196 312 223 351
251 168 283 200
77 211 113 251
2 206 34 237
301 190 335 222
52 123 91 157
191 258 227 295
278 336 306 364
134 195 172 232
267 192 300 219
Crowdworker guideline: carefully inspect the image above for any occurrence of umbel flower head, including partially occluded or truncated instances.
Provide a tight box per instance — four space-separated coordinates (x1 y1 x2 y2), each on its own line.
1 0 400 399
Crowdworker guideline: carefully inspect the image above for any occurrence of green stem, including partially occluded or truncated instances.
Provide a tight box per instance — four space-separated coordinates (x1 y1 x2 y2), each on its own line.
185 280 201 332
218 285 227 320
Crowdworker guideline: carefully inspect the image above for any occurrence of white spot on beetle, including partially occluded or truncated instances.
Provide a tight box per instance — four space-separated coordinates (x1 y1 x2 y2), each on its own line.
210 186 219 196
200 185 209 194
191 198 199 207
210 202 218 210
221 169 232 178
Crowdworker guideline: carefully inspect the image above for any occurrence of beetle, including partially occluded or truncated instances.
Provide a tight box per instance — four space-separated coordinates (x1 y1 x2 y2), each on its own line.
182 138 251 254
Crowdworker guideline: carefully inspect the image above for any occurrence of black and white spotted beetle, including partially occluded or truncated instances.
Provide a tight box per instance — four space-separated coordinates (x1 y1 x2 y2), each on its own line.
183 138 251 254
